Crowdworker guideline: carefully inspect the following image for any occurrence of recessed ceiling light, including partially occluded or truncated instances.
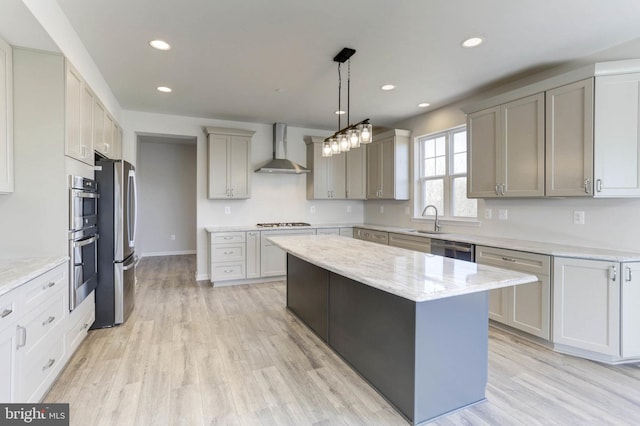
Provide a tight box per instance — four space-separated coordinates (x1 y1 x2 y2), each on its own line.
461 37 483 48
157 86 172 93
418 102 430 108
335 110 346 115
149 39 171 51
381 84 396 91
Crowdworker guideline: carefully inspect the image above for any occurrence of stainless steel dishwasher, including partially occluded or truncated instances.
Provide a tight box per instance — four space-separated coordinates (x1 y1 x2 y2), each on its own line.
430 239 475 262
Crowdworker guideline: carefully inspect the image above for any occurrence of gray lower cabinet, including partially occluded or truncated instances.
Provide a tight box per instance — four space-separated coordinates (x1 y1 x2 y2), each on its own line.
210 232 246 281
353 227 389 245
246 231 261 279
388 233 431 253
260 229 316 277
477 246 551 340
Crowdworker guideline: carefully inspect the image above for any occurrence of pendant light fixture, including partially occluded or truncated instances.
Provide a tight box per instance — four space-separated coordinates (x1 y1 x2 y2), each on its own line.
322 48 372 157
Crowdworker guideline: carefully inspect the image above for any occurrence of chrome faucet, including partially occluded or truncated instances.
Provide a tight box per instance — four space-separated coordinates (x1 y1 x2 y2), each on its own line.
421 204 441 232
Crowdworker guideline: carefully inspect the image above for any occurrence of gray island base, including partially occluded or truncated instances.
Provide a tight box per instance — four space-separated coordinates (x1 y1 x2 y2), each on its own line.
287 254 488 424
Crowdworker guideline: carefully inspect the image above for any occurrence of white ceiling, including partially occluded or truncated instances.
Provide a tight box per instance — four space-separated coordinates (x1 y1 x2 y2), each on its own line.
38 1 640 129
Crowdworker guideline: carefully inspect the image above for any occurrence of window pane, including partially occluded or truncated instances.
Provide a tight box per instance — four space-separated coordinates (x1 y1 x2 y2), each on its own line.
453 152 467 174
435 156 446 176
424 179 444 213
424 158 436 177
453 131 467 153
424 138 435 157
452 177 477 217
435 137 446 156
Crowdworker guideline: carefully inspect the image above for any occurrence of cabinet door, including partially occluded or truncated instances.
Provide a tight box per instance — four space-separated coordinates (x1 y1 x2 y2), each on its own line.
260 230 316 277
229 136 250 199
246 232 261 278
502 94 544 197
467 107 500 198
103 114 114 158
621 262 640 357
488 288 508 323
545 79 594 196
310 143 330 199
339 228 353 238
511 275 551 339
346 147 366 199
594 73 640 197
93 100 105 155
329 153 346 198
0 37 12 193
0 324 18 402
80 85 94 164
65 62 83 162
379 137 395 199
553 257 619 355
207 134 230 199
111 123 122 160
366 142 381 199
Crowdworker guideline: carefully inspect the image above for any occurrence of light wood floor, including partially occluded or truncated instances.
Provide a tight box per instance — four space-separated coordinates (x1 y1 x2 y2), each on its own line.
45 255 640 425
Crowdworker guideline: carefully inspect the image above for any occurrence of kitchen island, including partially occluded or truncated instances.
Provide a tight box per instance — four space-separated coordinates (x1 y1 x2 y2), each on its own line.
268 234 538 425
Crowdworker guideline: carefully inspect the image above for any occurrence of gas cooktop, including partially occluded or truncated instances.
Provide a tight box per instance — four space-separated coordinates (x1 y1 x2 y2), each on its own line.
256 222 311 228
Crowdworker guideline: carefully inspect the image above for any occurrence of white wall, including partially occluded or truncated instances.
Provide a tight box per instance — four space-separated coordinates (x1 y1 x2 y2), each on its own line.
122 110 364 280
137 139 197 257
365 99 640 253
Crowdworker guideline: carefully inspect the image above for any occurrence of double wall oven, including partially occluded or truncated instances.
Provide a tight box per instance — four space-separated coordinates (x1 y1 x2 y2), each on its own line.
68 176 99 311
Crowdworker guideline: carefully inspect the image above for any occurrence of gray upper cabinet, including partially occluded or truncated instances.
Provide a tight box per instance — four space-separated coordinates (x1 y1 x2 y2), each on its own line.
205 126 254 199
346 146 366 199
0 37 13 193
546 78 594 197
468 93 544 198
366 129 410 200
65 60 94 165
594 72 640 197
306 137 346 199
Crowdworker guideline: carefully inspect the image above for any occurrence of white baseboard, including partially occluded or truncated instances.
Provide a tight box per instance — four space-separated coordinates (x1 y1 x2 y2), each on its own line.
140 250 196 257
195 273 209 282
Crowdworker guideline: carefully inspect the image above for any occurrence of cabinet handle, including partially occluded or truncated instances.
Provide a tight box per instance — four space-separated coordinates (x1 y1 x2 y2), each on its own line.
16 325 26 349
42 358 56 371
248 232 256 236
230 188 234 197
584 178 591 194
42 316 56 326
596 179 603 193
495 185 500 196
501 256 517 262
223 236 232 240
501 184 506 196
626 266 633 282
611 265 617 282
1 308 12 319
42 281 56 290
223 251 233 255
223 269 233 273
83 322 90 329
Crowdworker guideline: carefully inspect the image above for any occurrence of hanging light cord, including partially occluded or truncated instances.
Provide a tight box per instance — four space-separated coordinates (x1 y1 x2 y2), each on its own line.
337 63 342 131
347 59 351 126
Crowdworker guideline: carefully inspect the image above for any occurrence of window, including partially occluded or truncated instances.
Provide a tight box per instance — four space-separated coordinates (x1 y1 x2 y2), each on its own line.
417 126 477 219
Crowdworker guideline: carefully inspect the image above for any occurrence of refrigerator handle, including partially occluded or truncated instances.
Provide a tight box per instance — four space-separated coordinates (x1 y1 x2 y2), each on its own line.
128 169 138 248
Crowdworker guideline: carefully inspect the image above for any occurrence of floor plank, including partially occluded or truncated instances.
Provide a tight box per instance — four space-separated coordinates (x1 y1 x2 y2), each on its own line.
44 255 640 425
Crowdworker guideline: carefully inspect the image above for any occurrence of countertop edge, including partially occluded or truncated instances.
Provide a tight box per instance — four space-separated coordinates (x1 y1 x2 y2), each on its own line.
0 256 69 297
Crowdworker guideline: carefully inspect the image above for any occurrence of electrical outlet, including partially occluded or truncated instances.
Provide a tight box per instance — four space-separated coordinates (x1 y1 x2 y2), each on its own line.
346 205 352 213
573 210 585 225
310 205 316 214
170 234 176 241
498 208 508 221
484 209 493 220
224 206 231 215
379 206 384 214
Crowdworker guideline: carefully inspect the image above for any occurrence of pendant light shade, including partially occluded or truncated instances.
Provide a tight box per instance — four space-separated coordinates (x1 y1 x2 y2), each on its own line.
322 141 333 157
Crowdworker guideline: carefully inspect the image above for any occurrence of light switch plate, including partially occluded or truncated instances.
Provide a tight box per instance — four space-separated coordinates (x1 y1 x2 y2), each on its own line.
379 206 384 214
498 208 508 221
347 205 352 213
573 210 585 225
310 205 316 214
484 209 493 220
224 206 231 215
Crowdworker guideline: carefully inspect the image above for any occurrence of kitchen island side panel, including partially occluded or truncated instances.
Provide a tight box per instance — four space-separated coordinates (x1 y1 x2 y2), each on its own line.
286 254 329 341
328 272 416 421
414 292 489 423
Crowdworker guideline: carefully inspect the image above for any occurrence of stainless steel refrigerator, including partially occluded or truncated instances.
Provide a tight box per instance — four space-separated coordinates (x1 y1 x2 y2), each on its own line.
93 159 138 328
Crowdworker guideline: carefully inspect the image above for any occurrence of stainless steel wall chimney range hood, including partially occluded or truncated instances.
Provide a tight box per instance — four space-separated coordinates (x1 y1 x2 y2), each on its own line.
255 123 310 174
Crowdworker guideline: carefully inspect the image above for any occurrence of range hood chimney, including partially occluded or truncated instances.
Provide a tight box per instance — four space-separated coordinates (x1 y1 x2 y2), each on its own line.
255 123 310 174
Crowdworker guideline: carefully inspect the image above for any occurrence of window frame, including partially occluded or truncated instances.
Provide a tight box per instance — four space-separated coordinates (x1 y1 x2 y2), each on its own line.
413 125 478 223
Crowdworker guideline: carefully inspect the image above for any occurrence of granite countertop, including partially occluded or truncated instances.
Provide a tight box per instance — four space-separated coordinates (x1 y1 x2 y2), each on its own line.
268 235 537 302
206 222 640 262
0 256 69 297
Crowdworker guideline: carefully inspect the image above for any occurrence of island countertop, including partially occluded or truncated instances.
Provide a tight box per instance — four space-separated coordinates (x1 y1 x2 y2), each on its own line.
268 234 537 302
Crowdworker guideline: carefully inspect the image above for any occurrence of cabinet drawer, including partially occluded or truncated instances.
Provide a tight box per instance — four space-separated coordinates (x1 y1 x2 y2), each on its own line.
355 228 389 245
476 246 550 276
0 289 21 330
20 332 65 402
19 289 66 354
388 233 431 253
65 292 95 355
22 263 67 313
211 232 246 244
211 263 246 281
212 244 245 262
